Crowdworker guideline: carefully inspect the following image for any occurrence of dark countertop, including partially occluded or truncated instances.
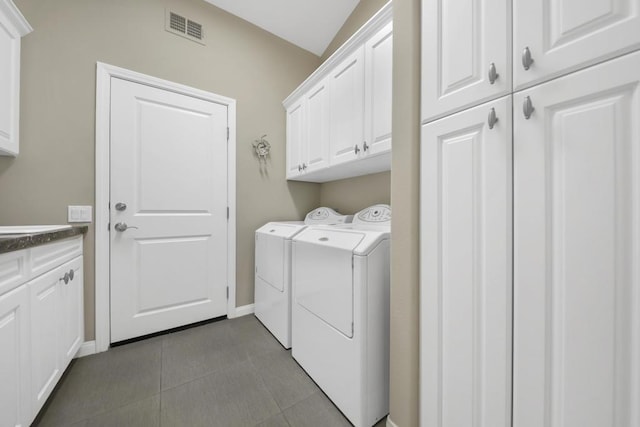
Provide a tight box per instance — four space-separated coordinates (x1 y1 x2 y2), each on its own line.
0 226 88 254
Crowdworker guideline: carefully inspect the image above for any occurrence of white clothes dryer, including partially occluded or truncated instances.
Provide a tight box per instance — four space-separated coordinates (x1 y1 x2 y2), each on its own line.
254 207 352 349
291 204 391 427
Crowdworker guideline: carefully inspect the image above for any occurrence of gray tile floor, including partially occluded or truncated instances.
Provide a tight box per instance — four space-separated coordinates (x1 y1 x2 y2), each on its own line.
34 315 388 427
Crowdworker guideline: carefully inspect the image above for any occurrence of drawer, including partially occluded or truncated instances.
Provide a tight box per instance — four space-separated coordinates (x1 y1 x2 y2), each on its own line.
31 236 82 279
0 249 29 296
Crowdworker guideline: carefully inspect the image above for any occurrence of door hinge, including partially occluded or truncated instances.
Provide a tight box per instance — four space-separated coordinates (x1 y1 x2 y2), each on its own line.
227 207 229 219
107 222 110 231
226 286 229 300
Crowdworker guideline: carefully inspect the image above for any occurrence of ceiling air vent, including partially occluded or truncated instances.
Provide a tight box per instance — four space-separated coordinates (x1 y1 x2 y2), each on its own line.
165 10 205 45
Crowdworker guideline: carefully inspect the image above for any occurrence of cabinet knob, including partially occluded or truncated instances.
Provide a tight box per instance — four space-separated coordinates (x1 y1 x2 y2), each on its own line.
61 272 70 285
488 62 499 84
354 144 361 154
298 164 302 172
363 141 369 152
523 96 535 119
69 269 74 281
522 47 534 70
302 163 307 170
487 107 498 129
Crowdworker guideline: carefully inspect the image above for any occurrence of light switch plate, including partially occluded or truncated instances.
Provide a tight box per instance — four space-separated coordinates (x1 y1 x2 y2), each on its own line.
68 205 93 223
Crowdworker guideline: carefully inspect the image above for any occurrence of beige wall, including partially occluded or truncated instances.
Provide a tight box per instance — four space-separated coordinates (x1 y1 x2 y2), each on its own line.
321 0 391 62
389 0 421 424
0 0 321 340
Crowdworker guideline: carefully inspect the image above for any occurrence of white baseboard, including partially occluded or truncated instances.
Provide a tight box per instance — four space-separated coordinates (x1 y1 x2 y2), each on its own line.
386 415 398 427
228 303 254 318
75 340 97 358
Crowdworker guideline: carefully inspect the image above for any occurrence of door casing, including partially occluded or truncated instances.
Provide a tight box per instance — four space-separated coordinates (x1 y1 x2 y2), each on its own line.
94 62 237 353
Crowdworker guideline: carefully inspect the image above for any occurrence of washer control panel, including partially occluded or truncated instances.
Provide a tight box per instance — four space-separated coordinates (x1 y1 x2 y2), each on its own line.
304 207 353 225
353 204 391 225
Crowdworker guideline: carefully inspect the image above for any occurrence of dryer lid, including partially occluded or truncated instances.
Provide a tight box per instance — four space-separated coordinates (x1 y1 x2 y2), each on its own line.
352 204 391 226
256 221 305 239
304 207 353 225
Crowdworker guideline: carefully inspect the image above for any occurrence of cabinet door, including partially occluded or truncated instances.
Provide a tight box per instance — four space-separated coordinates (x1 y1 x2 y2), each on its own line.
421 0 511 123
514 0 640 89
364 22 393 156
59 256 83 367
29 264 63 414
286 98 305 178
420 96 512 427
304 79 330 173
0 285 30 427
513 51 640 427
329 47 365 165
0 3 22 156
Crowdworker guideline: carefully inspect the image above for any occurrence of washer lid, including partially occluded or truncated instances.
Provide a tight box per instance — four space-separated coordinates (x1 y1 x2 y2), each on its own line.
304 207 353 225
256 221 305 239
294 228 365 251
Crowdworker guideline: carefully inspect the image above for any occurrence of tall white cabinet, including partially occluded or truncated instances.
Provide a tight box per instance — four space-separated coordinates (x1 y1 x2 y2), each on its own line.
420 1 640 426
0 0 32 156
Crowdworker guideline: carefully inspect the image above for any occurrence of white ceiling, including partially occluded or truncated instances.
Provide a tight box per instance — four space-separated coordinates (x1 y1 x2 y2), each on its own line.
203 0 361 56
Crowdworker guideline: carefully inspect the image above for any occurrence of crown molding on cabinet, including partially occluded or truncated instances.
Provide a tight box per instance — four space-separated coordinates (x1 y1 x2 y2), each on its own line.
283 0 392 109
0 0 33 36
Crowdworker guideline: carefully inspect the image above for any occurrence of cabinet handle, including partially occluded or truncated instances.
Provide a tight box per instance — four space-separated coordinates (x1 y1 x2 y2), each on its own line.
487 107 498 129
522 47 534 70
363 141 369 152
354 144 360 154
523 96 535 119
488 62 499 84
61 272 70 285
302 163 307 170
298 164 302 172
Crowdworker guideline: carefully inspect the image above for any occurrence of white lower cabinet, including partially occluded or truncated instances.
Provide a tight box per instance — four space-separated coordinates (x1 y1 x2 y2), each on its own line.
0 285 30 427
30 256 83 415
513 50 640 427
420 96 513 427
0 236 84 427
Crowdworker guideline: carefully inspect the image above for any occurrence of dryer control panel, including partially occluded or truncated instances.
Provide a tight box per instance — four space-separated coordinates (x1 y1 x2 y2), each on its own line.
304 207 353 225
353 204 391 225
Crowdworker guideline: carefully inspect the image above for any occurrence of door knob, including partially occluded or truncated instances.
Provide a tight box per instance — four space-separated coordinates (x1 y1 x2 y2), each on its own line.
354 144 360 154
363 141 369 152
522 47 534 70
488 62 499 84
114 222 138 232
298 164 302 172
115 202 127 211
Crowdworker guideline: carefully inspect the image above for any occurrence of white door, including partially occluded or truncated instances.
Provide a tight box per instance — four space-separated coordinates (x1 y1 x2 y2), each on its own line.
110 77 228 343
364 22 393 156
305 78 330 173
421 0 511 123
329 48 365 165
514 0 640 89
0 285 30 427
420 96 513 427
286 98 305 178
513 51 640 427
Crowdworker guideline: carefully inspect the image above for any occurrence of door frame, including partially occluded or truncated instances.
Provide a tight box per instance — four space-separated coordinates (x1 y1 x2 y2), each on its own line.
94 62 237 353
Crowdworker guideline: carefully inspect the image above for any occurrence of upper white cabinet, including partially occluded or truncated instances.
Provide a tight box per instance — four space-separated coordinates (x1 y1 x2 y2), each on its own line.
364 21 393 156
513 50 640 427
421 0 511 122
420 96 513 427
329 48 365 166
284 2 392 183
0 0 32 156
514 0 640 90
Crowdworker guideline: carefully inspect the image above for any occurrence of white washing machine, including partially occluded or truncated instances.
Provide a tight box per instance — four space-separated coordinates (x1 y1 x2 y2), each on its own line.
254 207 352 349
291 204 391 427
